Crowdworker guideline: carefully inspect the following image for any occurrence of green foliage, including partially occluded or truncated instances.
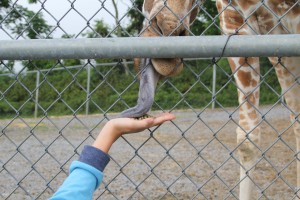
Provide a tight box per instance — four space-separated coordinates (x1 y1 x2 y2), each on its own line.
21 9 51 39
28 0 38 3
1 3 52 39
22 60 58 71
63 59 81 66
190 0 220 35
0 0 9 8
0 59 282 118
126 0 144 36
259 57 281 104
83 20 111 38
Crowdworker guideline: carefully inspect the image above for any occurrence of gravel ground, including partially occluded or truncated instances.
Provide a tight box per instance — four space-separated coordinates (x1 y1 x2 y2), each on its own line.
0 105 298 199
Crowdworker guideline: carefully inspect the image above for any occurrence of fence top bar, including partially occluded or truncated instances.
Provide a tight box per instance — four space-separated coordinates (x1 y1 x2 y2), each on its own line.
0 34 299 60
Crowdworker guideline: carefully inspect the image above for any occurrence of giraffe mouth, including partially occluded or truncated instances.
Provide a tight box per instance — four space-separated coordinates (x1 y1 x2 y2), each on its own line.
151 58 183 77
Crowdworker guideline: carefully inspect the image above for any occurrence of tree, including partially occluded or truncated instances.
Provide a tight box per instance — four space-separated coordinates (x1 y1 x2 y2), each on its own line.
125 0 144 36
1 0 53 71
82 3 132 74
83 19 111 38
1 1 51 39
82 20 115 65
190 1 220 36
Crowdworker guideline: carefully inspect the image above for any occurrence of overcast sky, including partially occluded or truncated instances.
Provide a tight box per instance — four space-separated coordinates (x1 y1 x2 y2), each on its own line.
1 0 131 39
0 0 132 72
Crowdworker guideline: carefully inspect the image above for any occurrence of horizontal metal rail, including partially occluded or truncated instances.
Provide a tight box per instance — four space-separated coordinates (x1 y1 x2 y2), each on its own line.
0 34 300 60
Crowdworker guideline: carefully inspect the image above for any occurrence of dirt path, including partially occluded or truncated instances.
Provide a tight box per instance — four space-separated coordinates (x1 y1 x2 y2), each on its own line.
0 105 298 199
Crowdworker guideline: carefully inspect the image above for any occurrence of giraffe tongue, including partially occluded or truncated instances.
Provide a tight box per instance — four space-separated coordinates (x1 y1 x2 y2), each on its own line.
151 58 183 77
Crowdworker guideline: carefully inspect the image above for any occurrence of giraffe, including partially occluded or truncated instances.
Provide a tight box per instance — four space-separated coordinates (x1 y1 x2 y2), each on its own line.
119 0 199 118
216 0 300 199
119 0 300 198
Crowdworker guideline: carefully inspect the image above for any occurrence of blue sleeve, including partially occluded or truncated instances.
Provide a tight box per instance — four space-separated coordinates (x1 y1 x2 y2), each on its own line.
49 145 110 200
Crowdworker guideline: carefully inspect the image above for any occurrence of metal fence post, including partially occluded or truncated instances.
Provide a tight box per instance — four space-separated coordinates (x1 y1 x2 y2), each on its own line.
34 70 40 118
212 63 216 110
86 64 91 115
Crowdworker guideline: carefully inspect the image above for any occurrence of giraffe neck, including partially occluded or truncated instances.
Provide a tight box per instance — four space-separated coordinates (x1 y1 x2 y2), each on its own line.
217 0 300 35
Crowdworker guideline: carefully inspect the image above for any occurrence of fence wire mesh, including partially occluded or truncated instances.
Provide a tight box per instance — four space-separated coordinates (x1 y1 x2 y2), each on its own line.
0 0 300 199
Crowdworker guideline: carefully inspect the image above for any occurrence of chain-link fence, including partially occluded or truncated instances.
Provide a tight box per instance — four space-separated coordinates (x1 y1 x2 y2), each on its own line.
1 0 300 199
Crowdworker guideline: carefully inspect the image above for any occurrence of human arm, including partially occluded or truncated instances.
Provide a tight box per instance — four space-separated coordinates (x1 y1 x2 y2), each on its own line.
92 113 176 153
49 113 175 200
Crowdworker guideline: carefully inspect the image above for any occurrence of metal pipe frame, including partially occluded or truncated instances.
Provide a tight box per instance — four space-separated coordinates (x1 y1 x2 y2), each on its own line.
0 34 299 60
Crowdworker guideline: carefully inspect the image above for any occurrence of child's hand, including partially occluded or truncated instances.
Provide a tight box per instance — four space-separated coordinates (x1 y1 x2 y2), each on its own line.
92 113 176 153
110 113 176 135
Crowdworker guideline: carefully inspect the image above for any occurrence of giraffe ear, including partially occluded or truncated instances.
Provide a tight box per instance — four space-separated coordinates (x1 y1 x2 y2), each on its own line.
189 1 199 25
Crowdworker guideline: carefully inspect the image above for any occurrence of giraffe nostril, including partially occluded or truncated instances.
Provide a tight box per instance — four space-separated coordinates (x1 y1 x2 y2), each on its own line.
179 29 187 36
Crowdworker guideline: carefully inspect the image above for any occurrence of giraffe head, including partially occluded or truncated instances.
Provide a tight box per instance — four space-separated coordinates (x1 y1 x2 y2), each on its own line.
139 0 200 77
119 0 200 118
